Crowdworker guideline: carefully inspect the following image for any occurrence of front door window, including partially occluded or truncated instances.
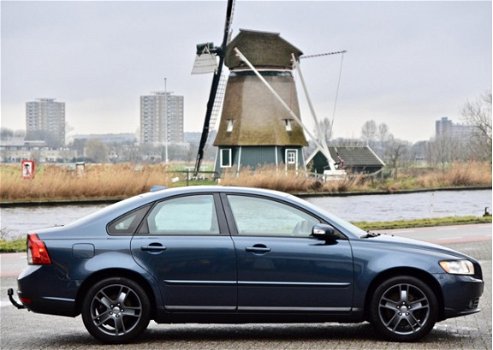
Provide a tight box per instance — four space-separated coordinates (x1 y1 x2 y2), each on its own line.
227 195 318 237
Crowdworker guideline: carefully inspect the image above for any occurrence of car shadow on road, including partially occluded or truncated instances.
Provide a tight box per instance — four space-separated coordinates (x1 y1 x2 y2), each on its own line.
29 322 481 349
137 322 478 347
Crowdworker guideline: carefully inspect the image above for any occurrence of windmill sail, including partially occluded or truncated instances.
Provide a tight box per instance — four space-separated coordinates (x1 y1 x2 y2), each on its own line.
209 73 227 130
193 0 235 176
191 45 218 75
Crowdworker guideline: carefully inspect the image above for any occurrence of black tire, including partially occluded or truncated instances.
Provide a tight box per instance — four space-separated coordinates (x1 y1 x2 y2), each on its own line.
81 277 151 344
369 275 438 342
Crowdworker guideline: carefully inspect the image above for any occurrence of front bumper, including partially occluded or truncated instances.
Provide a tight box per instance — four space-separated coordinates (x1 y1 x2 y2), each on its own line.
439 273 484 319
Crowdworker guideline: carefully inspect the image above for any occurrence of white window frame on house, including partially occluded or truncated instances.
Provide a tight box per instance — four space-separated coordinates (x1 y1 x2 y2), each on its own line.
284 119 293 132
226 119 234 133
285 149 298 167
220 148 232 168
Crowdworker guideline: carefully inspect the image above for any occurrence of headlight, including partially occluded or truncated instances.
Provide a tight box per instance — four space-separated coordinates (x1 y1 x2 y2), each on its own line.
439 260 475 275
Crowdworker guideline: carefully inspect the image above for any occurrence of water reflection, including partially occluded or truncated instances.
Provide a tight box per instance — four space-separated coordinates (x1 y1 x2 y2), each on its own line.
306 190 492 222
1 190 491 239
1 204 106 239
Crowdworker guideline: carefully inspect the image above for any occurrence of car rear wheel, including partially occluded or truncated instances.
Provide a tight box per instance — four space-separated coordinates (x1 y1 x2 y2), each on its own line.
370 275 438 342
81 277 150 344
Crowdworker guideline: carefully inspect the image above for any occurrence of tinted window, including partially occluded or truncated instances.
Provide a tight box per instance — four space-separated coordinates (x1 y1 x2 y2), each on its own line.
146 195 219 235
107 205 150 235
227 195 319 237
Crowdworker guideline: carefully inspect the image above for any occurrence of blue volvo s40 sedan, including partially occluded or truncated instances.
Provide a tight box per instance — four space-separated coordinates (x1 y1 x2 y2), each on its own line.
8 186 483 343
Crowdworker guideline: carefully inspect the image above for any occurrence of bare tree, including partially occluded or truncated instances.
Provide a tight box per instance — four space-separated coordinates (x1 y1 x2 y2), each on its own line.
316 118 333 144
85 139 108 163
385 136 411 179
426 136 466 167
361 120 377 145
0 127 14 139
462 91 492 161
377 123 390 143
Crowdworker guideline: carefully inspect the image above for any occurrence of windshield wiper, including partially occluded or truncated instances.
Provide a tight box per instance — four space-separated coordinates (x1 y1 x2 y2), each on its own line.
361 231 381 239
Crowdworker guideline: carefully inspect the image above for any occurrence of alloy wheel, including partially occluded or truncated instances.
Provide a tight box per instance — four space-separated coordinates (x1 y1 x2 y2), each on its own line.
89 283 143 337
378 282 431 336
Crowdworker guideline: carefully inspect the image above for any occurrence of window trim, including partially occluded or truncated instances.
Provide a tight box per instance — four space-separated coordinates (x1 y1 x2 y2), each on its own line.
220 148 232 168
285 149 298 166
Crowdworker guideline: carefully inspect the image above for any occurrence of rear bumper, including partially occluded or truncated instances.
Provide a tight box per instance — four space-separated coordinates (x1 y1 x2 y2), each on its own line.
15 265 79 317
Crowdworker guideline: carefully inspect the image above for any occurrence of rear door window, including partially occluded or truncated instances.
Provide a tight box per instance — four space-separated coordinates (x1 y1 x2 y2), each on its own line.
146 195 220 235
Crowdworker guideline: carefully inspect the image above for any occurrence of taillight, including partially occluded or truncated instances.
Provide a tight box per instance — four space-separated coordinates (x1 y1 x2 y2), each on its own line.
27 234 51 265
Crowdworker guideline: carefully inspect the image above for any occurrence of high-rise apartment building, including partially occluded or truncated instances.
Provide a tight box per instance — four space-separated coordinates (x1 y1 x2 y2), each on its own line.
26 98 65 147
435 116 474 139
140 92 184 144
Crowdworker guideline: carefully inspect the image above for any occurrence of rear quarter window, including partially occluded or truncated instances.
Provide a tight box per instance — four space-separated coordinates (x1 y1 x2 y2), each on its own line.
107 205 150 235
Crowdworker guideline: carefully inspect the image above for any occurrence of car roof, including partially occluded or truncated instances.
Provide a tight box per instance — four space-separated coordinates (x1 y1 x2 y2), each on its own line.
144 185 293 200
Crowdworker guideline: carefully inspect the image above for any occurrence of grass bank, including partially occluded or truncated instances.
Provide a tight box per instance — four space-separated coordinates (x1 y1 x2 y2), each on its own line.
0 162 490 203
353 215 492 231
1 216 490 253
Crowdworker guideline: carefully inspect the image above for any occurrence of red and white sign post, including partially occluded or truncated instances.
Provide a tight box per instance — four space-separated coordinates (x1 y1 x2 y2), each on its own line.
21 160 35 179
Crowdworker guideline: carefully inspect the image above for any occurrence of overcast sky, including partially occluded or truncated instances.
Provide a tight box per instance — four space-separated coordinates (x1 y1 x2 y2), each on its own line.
1 0 491 142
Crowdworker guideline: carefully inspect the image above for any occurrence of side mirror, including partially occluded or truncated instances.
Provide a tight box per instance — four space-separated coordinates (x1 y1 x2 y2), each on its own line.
312 224 338 240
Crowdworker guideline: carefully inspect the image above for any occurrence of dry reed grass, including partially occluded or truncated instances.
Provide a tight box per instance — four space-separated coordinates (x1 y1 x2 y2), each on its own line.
0 162 490 202
220 166 319 192
414 162 491 188
221 162 491 193
0 163 169 202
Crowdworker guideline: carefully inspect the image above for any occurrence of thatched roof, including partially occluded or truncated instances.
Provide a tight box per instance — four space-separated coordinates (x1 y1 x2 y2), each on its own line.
225 29 303 69
213 72 308 147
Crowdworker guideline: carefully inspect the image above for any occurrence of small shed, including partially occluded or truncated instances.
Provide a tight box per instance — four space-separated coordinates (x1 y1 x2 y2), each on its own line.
306 146 385 174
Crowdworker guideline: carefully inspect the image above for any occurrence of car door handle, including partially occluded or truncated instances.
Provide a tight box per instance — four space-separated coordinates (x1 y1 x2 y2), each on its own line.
245 245 271 253
141 244 167 252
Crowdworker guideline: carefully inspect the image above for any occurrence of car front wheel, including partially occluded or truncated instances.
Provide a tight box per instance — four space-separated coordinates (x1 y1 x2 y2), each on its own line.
370 275 438 342
81 277 151 344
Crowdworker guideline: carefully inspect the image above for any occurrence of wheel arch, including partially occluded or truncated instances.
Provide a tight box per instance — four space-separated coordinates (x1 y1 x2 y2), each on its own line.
75 268 158 318
363 267 445 321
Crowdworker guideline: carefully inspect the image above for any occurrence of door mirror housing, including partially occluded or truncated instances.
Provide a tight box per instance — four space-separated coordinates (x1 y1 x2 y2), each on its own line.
311 224 338 240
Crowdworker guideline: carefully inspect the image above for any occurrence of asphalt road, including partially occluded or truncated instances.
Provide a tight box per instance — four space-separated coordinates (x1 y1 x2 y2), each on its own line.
1 224 491 349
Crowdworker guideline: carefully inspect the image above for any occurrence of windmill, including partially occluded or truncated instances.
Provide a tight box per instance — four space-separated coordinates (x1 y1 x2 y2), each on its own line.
192 0 348 177
191 0 235 176
213 29 308 174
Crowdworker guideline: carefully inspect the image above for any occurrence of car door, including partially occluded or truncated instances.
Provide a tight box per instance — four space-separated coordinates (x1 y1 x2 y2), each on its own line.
223 194 354 312
130 193 237 311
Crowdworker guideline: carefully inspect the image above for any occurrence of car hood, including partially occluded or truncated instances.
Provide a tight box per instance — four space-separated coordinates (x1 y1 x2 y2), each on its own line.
359 233 476 261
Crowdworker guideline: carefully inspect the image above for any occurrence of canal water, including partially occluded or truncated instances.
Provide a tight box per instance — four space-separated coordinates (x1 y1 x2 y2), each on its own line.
1 190 491 240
